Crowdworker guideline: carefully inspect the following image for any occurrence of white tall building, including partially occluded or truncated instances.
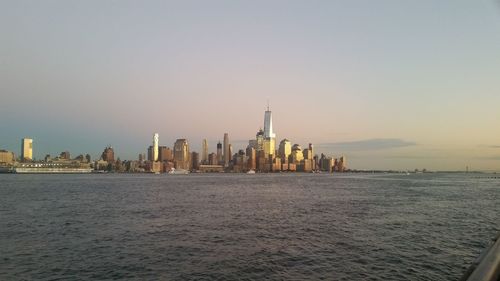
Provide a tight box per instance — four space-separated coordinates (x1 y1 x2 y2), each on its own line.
263 105 276 155
153 133 159 162
263 105 275 139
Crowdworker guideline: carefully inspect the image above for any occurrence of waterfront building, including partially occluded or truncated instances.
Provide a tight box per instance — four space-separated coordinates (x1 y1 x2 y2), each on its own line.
147 146 153 161
291 144 304 163
202 139 209 164
263 106 276 156
319 154 334 172
307 143 316 170
304 144 314 160
302 159 313 172
303 149 310 160
115 158 125 172
125 160 145 173
125 160 136 172
60 151 70 160
278 139 291 161
256 129 265 151
223 133 230 167
281 163 289 171
264 106 275 139
246 146 256 170
101 146 115 163
248 129 264 152
208 152 218 165
146 161 161 173
248 107 280 171
153 133 159 162
233 150 247 172
74 154 85 162
199 164 224 173
191 152 200 170
216 141 223 164
174 139 190 170
248 139 256 150
0 150 15 165
263 138 275 156
21 138 33 161
257 150 268 172
228 144 233 164
338 156 347 172
272 157 281 172
158 146 173 162
162 161 175 173
256 129 264 151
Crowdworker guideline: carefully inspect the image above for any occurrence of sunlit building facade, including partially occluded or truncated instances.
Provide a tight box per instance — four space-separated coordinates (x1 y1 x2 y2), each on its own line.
21 138 33 161
291 144 304 163
202 139 208 164
263 138 275 156
174 139 190 170
263 107 276 156
0 150 15 165
153 133 159 162
264 107 275 139
278 139 291 162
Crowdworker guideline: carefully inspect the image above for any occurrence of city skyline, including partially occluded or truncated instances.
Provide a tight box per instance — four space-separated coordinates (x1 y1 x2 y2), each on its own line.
1 1 500 171
2 96 500 171
0 104 493 172
1 106 348 173
2 103 500 172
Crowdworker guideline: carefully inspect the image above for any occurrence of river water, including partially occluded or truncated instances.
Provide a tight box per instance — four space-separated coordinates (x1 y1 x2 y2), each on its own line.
0 173 498 280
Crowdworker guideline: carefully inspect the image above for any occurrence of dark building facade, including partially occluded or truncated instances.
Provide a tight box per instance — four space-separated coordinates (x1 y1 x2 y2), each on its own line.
101 146 115 163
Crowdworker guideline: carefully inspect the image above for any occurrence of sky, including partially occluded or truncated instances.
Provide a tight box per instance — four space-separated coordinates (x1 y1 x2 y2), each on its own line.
1 0 500 171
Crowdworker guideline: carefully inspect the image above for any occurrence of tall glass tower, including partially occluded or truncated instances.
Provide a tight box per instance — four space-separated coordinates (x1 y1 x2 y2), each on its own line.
264 106 275 139
153 133 159 162
202 139 209 163
263 105 276 156
223 133 230 167
217 141 223 164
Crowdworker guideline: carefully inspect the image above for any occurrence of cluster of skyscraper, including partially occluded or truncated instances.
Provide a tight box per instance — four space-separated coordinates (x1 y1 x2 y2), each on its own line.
135 107 346 173
0 107 346 173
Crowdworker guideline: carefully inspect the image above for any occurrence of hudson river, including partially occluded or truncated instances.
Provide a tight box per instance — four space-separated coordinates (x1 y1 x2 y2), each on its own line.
1 173 498 280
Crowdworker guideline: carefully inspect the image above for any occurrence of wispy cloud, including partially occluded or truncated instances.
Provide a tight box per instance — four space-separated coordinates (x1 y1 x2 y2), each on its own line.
477 144 500 149
472 155 500 160
316 138 416 151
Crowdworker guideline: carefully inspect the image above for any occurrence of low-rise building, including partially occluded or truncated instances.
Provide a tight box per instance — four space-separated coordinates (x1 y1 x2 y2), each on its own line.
0 150 15 166
199 165 224 173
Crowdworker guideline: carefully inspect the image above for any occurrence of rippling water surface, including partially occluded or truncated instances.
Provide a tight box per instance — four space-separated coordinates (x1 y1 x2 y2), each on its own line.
0 173 499 280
